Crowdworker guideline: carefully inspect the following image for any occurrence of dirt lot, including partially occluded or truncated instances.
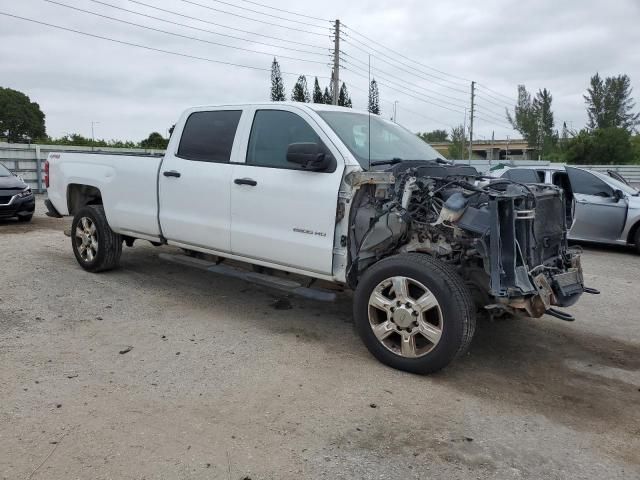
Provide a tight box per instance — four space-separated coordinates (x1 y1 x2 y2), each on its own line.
1 197 639 480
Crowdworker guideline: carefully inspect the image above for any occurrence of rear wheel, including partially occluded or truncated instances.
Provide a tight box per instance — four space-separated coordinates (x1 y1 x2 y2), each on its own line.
17 214 33 222
71 205 122 272
353 253 475 374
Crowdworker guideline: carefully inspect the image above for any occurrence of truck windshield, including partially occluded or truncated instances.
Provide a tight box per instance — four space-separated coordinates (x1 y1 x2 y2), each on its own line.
318 111 442 169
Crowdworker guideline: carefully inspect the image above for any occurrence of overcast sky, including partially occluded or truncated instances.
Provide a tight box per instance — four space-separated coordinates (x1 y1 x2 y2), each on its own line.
1 0 639 142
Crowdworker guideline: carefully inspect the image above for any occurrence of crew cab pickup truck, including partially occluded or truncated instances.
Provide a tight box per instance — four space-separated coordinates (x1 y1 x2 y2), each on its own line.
45 103 589 374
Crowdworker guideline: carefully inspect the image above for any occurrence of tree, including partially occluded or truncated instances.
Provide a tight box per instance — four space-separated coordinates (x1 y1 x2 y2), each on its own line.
368 78 380 115
0 87 46 142
291 75 310 103
533 88 557 155
584 73 640 132
323 87 332 105
140 132 169 149
270 58 285 101
418 130 449 143
632 135 640 164
506 85 557 156
448 125 466 159
312 77 324 103
564 127 635 165
338 82 352 108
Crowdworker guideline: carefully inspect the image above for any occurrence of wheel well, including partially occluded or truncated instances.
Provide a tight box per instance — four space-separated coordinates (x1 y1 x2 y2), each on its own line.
67 184 103 215
628 220 640 245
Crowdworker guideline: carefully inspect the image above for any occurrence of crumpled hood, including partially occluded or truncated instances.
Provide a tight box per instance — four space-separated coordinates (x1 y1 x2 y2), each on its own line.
0 175 27 190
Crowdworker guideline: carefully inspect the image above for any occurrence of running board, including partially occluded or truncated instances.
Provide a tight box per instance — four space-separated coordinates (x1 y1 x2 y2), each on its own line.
158 253 337 302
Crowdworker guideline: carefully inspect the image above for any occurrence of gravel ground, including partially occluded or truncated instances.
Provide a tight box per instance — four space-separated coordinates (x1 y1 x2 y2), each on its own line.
1 197 639 480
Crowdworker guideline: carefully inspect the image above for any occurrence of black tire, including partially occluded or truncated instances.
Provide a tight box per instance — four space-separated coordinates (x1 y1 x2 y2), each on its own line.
353 253 475 374
71 205 122 272
17 214 33 222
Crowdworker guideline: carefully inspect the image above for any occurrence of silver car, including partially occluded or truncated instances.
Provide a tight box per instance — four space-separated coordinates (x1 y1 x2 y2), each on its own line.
493 165 640 253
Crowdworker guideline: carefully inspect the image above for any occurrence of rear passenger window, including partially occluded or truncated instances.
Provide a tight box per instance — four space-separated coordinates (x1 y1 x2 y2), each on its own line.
502 168 542 183
246 110 322 169
177 110 242 162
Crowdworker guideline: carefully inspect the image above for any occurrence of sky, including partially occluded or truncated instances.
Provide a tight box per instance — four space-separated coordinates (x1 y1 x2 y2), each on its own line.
1 0 639 143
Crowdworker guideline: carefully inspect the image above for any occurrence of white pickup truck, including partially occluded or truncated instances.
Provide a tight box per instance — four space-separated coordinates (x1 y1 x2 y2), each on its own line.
45 103 590 373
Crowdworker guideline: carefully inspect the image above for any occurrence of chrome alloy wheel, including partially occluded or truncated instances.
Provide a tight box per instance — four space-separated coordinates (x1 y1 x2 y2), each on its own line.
75 216 98 262
368 276 443 358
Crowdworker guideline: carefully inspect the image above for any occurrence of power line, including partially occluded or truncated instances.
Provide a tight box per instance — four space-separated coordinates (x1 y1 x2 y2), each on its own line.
341 36 470 94
344 66 465 115
84 0 328 54
476 83 515 103
342 81 457 130
475 93 511 112
341 53 470 106
229 0 331 22
191 0 330 28
343 62 469 111
0 11 330 79
173 0 330 37
474 110 514 130
44 0 329 64
342 24 471 85
342 25 519 116
126 0 329 42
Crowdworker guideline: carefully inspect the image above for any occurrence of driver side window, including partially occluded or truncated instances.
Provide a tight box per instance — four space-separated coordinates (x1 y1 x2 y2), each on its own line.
246 110 323 170
568 169 613 197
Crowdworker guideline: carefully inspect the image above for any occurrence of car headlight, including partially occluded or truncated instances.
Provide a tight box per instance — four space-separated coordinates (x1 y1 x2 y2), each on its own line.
18 187 32 198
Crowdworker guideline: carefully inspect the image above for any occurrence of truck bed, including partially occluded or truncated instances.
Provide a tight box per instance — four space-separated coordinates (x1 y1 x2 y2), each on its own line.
47 151 163 240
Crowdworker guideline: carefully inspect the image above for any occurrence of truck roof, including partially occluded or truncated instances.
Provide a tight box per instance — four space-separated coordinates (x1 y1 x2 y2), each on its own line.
186 102 369 115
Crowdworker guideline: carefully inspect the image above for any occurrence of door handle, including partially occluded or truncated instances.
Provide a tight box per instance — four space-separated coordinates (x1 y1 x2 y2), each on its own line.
234 178 257 186
163 170 181 178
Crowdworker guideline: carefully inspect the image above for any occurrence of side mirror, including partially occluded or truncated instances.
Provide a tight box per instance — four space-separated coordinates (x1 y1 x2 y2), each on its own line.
613 189 625 201
286 143 332 172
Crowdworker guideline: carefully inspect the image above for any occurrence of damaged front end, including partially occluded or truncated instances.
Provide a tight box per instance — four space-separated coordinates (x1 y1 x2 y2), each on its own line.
346 162 587 320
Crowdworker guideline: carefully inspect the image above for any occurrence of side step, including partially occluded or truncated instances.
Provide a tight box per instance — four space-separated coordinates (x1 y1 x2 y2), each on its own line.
158 253 337 302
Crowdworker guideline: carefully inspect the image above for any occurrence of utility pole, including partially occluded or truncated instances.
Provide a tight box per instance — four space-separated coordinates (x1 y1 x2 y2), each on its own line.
392 101 398 122
332 19 340 105
468 81 475 161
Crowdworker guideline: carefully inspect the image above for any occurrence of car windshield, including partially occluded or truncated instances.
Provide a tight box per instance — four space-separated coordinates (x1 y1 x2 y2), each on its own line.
591 170 639 195
318 111 442 169
0 163 12 177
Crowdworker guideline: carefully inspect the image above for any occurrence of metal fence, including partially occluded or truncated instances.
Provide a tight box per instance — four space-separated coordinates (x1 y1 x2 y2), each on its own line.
2 143 640 192
0 142 165 192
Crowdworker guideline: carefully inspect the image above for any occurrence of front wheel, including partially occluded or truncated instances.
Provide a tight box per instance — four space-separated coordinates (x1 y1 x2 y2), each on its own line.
353 253 475 374
71 205 122 272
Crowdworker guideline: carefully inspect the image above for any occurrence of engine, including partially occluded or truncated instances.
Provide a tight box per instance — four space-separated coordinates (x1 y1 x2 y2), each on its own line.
346 161 585 319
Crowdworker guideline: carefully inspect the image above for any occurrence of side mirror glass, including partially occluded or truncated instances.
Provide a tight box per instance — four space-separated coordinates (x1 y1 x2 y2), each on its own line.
286 143 331 172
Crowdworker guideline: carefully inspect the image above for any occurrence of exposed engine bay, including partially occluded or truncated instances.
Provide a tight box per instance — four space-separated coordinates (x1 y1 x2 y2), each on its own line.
345 161 586 319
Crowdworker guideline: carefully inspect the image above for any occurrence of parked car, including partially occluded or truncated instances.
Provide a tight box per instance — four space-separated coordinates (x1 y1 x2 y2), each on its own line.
0 162 35 221
45 103 588 374
492 165 640 253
